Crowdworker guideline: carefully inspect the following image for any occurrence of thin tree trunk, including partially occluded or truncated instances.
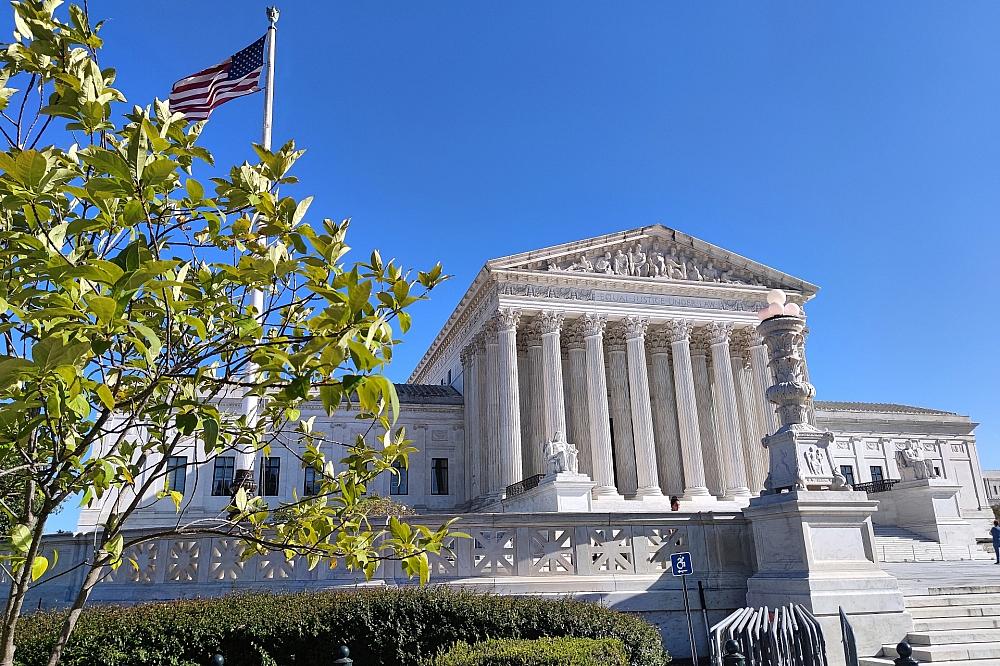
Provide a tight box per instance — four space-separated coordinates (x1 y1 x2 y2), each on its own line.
0 514 46 666
44 561 104 666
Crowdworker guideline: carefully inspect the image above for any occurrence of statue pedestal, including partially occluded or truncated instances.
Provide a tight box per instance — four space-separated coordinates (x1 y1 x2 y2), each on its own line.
875 478 975 546
500 472 596 513
745 490 911 665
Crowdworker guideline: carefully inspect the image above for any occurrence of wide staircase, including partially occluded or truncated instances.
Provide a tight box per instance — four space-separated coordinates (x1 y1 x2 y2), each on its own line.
861 585 1000 664
874 526 990 562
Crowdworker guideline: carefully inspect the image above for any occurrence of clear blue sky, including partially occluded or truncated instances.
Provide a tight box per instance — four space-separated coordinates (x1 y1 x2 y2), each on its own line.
49 1 1000 529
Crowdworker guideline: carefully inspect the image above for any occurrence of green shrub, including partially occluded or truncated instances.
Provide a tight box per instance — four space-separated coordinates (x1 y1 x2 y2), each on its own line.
13 587 669 666
430 637 629 665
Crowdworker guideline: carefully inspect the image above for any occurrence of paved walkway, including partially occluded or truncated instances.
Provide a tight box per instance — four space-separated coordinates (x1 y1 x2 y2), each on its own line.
883 560 1000 595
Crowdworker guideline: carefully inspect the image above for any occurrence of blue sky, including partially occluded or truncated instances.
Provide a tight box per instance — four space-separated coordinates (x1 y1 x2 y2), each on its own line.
48 1 1000 529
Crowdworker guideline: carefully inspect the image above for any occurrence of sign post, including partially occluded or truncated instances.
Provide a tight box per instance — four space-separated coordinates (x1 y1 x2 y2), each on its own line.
671 552 699 665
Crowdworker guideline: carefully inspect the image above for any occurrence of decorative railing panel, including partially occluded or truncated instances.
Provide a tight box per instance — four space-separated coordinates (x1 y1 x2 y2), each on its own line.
854 479 899 494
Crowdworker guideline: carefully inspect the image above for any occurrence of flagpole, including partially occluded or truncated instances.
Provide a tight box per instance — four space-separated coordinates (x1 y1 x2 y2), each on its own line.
234 7 279 501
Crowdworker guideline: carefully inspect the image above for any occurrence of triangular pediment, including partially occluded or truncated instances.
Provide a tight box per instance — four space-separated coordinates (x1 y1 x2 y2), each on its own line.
486 224 817 294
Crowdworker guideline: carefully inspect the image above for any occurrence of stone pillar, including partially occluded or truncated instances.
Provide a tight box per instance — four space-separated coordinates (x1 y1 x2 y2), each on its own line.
852 437 871 483
708 322 751 500
520 320 545 477
690 330 723 497
582 314 619 498
496 308 523 493
666 320 712 500
606 323 638 496
540 311 568 442
482 323 501 496
460 343 481 501
648 329 684 498
623 316 662 498
564 326 592 477
749 331 779 437
732 330 767 495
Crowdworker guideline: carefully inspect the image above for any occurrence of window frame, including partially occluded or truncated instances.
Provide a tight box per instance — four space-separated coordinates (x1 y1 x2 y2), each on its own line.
390 460 408 496
259 456 281 497
165 455 188 495
839 465 855 488
431 457 449 496
869 465 884 482
303 466 321 496
211 456 235 497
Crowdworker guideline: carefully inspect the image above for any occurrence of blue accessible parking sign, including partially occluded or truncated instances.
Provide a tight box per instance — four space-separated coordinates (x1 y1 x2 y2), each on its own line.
670 551 693 576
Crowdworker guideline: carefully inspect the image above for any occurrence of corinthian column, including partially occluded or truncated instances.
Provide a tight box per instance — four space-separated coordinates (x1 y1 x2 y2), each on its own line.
708 322 750 500
496 308 523 492
564 325 592 476
667 320 711 499
582 314 619 497
460 343 481 501
690 330 723 497
623 316 662 497
482 324 501 496
749 330 779 436
539 311 568 442
606 323 638 496
733 329 768 494
648 329 683 498
520 320 545 476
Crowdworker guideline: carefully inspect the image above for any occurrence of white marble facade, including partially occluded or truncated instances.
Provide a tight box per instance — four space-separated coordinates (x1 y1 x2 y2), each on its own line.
77 225 991 530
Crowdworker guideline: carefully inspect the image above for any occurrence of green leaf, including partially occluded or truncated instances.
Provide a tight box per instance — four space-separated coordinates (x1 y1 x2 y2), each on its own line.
88 295 117 324
185 178 204 200
202 416 219 451
30 555 48 581
95 384 115 410
10 524 32 553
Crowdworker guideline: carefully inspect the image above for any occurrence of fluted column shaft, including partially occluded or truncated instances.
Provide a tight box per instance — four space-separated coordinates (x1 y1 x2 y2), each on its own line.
708 322 750 499
522 323 546 476
482 328 501 495
582 314 618 497
496 309 523 492
461 344 482 501
565 331 592 476
649 332 684 498
732 334 767 495
623 317 662 497
606 325 638 496
749 334 780 436
691 336 723 497
667 320 710 498
540 311 568 441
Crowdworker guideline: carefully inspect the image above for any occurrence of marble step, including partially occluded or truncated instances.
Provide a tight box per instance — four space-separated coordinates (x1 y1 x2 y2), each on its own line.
908 594 1000 608
861 660 984 666
914 615 1000 631
909 604 1000 619
929 585 1000 596
881 640 1000 661
908 628 1000 645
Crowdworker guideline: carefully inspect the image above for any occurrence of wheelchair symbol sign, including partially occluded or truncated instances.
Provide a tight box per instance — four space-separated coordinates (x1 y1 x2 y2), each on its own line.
670 551 693 576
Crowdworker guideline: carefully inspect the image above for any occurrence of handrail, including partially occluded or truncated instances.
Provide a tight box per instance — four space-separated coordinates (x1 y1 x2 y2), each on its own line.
505 473 545 499
853 479 899 494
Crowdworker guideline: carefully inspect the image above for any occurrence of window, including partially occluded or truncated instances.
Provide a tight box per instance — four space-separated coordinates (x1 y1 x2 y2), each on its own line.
934 466 941 477
165 456 187 494
447 369 452 385
211 456 235 496
431 458 449 495
390 460 408 496
870 466 884 482
303 467 321 496
260 457 281 496
839 465 855 487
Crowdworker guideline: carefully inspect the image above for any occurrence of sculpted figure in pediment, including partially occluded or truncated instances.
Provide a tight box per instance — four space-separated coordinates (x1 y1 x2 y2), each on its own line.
567 253 594 272
629 242 647 277
686 259 702 281
650 251 666 277
594 251 613 274
666 252 685 279
613 249 629 276
702 261 721 282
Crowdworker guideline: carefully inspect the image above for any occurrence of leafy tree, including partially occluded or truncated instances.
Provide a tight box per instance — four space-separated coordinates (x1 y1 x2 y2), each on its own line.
0 2 454 665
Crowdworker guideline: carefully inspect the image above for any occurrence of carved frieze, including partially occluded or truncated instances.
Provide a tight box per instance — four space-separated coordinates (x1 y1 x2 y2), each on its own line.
495 282 766 313
539 237 767 286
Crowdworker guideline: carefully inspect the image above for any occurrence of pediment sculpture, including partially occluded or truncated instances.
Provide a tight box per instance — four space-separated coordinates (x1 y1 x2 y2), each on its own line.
540 239 765 286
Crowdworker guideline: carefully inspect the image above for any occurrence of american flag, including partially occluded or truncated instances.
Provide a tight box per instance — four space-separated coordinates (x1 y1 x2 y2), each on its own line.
170 35 266 122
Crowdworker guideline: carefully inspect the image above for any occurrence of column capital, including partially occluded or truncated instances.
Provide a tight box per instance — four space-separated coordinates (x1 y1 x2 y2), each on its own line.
690 328 711 355
562 326 586 349
748 328 765 348
730 327 754 360
666 319 695 343
495 307 521 332
707 321 734 346
581 312 607 338
605 322 628 351
646 327 673 354
460 343 478 366
623 315 649 341
539 310 565 335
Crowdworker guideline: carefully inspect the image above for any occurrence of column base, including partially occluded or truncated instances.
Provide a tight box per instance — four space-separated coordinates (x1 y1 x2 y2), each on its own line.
633 485 663 499
722 487 752 504
592 485 624 501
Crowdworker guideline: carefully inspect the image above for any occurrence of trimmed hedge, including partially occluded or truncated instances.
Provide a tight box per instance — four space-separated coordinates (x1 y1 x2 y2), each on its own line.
13 587 669 666
430 638 629 665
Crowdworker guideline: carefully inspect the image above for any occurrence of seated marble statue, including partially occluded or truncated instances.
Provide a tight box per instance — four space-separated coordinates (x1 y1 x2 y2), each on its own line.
896 440 937 481
544 431 578 476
